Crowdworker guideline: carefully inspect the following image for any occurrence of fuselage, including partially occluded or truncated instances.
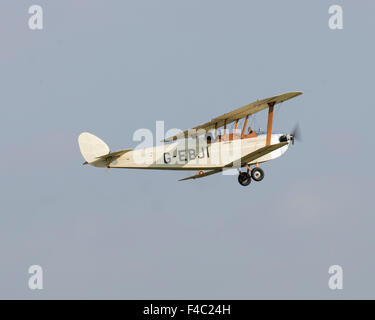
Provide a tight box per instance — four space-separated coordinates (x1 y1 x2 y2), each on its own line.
105 133 290 170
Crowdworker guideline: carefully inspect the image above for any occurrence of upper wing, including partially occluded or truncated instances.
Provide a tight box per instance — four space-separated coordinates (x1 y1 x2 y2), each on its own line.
163 91 302 142
179 142 288 181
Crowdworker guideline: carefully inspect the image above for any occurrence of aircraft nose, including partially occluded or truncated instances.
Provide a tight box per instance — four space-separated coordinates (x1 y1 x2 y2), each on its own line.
279 134 288 143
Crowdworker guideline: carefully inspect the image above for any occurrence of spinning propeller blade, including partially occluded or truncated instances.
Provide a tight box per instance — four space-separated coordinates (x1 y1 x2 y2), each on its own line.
290 123 302 144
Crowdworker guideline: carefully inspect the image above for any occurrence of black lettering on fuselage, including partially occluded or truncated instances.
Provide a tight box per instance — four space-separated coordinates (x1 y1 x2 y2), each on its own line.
188 149 196 160
178 150 187 162
198 147 204 159
163 147 209 164
163 152 171 164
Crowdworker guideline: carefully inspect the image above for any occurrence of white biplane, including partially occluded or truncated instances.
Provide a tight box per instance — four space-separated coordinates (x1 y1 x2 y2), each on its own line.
78 91 302 186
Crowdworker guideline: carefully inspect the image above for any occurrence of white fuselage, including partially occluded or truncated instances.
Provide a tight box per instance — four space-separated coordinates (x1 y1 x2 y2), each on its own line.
107 134 289 170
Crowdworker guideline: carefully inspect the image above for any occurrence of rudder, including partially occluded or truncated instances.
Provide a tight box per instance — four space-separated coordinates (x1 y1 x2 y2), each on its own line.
78 132 110 164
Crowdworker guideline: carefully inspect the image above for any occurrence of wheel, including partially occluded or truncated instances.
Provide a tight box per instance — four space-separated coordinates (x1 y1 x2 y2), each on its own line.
251 167 264 182
238 172 251 186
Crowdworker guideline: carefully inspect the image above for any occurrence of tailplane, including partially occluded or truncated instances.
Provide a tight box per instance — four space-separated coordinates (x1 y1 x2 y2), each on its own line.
78 132 132 167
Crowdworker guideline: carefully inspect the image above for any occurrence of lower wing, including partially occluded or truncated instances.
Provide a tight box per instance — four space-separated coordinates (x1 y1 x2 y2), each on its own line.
179 142 288 181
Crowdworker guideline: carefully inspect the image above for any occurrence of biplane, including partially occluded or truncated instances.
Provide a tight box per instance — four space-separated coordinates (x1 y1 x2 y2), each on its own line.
78 91 302 186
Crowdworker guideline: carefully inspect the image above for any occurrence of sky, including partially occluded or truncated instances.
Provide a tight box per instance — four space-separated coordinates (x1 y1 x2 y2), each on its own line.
0 0 374 299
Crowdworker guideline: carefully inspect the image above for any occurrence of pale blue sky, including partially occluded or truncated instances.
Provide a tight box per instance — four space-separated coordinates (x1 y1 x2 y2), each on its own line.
0 0 374 299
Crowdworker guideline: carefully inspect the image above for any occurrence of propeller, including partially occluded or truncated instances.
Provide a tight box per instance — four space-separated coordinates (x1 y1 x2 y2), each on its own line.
290 123 302 145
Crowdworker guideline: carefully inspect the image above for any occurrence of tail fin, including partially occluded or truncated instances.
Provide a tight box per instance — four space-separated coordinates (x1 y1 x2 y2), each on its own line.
78 132 110 166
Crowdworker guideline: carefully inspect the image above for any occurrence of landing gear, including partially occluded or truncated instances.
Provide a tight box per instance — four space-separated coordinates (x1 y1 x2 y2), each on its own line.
238 172 251 186
237 166 265 186
251 167 264 182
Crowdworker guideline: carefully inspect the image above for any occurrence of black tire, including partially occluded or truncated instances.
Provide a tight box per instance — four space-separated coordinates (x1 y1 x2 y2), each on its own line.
251 167 264 182
238 172 251 186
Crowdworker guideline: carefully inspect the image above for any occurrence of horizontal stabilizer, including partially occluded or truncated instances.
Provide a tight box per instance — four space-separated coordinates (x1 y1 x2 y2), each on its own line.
90 149 132 166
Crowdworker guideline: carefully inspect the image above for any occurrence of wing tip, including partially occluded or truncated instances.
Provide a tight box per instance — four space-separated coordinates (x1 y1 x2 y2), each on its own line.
178 176 196 181
289 91 303 97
